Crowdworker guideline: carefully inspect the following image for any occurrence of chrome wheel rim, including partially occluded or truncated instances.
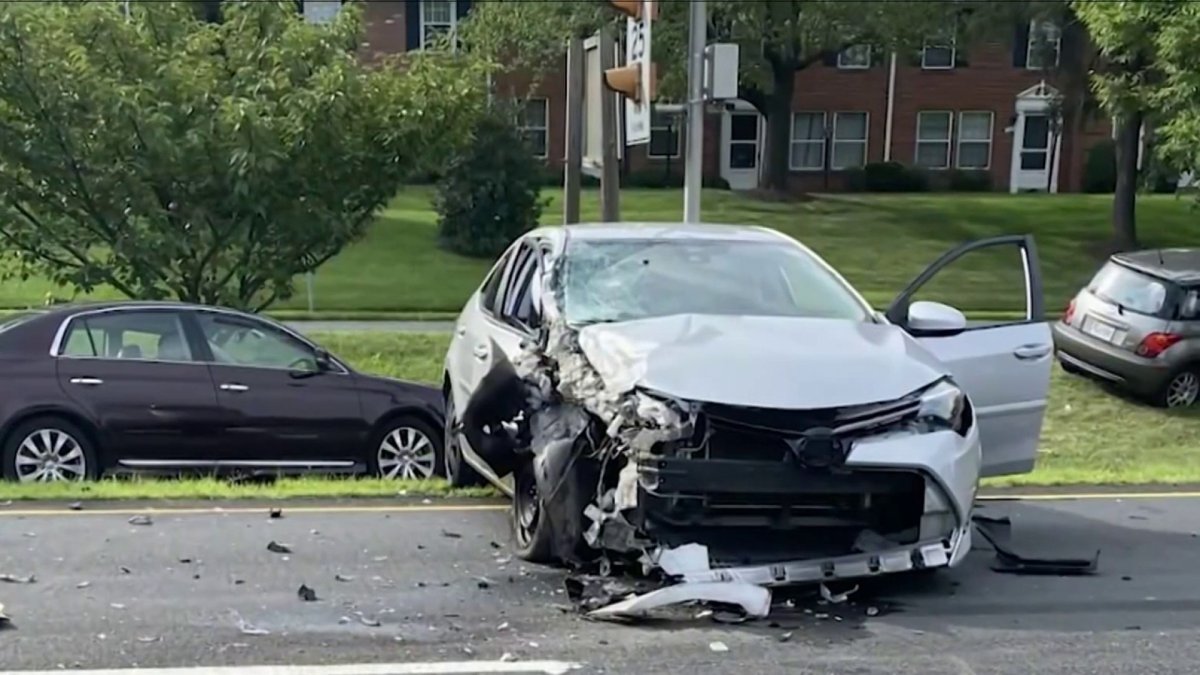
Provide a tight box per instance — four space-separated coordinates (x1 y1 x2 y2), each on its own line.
377 427 436 480
14 428 86 483
1166 372 1200 408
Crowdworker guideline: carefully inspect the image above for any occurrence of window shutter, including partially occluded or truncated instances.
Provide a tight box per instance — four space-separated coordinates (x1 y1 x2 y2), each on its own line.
405 0 421 51
1013 21 1030 68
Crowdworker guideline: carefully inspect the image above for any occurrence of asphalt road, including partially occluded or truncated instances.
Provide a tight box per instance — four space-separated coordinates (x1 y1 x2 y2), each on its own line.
2 496 1200 674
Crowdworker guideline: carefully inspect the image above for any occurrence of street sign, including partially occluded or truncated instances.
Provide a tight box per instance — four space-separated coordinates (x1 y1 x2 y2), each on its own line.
582 34 622 177
623 10 652 145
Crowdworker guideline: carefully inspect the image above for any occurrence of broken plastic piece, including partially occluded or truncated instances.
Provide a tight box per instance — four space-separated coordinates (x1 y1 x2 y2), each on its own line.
266 541 292 554
972 515 1099 576
587 581 771 622
0 574 36 584
297 584 318 602
127 515 153 526
819 583 858 604
0 603 10 630
269 508 283 519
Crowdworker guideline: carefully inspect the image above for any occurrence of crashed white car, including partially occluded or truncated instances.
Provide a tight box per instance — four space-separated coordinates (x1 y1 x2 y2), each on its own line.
441 224 1052 585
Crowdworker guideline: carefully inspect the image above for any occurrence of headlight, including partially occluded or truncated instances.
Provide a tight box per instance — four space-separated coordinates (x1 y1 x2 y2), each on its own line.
913 380 971 436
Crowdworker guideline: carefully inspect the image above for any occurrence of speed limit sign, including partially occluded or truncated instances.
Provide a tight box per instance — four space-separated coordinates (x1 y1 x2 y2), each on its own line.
623 9 652 145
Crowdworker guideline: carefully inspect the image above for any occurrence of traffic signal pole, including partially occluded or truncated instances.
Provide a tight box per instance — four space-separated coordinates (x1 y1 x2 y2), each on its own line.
682 0 706 223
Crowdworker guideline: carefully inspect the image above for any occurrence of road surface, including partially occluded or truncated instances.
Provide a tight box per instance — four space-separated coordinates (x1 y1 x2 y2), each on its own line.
2 496 1199 674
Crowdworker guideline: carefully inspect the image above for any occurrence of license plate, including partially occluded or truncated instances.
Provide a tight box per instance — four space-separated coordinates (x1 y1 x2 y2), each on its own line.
1084 318 1116 342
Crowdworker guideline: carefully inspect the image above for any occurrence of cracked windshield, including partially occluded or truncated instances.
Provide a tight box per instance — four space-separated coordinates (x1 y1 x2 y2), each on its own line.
1 1 1199 674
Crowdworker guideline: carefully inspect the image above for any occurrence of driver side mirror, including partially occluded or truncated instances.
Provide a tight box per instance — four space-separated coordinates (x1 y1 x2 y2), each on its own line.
907 300 967 335
314 348 334 372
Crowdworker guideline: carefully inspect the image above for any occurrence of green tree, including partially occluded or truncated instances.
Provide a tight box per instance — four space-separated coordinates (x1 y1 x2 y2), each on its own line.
0 0 489 310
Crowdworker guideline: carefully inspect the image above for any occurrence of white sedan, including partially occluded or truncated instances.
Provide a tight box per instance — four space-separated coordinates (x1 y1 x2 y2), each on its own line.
441 223 1052 584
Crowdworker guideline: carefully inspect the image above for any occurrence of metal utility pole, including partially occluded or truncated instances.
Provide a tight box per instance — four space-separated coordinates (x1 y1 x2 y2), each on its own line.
563 36 584 225
682 0 706 223
599 26 621 222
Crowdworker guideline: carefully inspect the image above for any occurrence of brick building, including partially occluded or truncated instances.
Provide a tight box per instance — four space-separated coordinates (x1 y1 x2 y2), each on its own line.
338 0 1118 194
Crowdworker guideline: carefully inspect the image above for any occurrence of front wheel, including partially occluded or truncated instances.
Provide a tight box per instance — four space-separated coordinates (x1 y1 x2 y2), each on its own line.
442 385 484 487
2 416 100 483
511 459 554 563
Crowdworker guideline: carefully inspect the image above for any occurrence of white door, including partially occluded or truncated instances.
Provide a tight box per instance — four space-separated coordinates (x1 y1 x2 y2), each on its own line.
1013 113 1052 192
721 109 761 190
885 236 1053 477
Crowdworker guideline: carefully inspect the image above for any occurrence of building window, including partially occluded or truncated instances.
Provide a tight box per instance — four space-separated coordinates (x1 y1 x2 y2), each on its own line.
831 112 868 169
789 112 826 171
915 111 953 169
520 98 548 158
648 109 681 158
301 0 343 24
922 32 957 69
1026 20 1062 69
420 0 456 48
956 111 993 169
837 45 872 70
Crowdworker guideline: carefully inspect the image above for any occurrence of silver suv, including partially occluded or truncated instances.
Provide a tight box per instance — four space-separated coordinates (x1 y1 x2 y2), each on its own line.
1053 249 1200 408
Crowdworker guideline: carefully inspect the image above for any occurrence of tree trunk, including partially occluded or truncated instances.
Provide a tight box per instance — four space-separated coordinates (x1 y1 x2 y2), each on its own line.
1112 110 1143 251
760 65 796 194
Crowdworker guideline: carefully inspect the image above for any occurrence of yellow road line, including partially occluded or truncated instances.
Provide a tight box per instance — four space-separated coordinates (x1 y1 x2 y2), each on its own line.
978 491 1200 501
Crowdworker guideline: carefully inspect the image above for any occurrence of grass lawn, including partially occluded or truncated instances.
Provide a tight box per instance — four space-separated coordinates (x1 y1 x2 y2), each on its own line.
3 189 1198 315
4 330 1198 502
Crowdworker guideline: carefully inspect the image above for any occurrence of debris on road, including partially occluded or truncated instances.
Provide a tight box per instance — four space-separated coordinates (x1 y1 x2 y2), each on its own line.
178 558 193 564
120 567 132 575
67 502 83 511
972 514 1099 576
477 577 493 589
0 603 11 630
110 603 126 610
75 581 91 589
297 584 318 602
136 636 161 644
355 612 382 627
232 612 270 636
334 574 355 582
0 574 36 584
709 641 729 653
269 508 283 519
586 581 771 624
500 653 517 663
0 500 11 507
440 530 462 539
127 515 153 526
819 583 858 605
266 541 292 554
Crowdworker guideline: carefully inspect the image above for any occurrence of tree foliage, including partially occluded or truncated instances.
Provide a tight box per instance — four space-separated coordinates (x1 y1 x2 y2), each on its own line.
0 0 489 310
435 103 548 259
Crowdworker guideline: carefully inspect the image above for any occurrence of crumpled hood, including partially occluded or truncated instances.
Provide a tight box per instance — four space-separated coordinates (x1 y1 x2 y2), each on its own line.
576 314 947 409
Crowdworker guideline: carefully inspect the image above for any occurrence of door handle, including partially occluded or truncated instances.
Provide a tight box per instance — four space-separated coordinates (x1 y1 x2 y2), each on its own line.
220 383 250 392
69 377 104 386
456 326 467 337
472 345 489 360
1013 344 1051 360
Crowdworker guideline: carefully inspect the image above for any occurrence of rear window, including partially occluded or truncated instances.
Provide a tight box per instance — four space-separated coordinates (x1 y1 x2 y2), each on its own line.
1087 262 1169 316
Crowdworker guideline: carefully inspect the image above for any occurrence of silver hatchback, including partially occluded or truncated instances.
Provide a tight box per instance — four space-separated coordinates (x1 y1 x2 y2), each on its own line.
1053 249 1200 408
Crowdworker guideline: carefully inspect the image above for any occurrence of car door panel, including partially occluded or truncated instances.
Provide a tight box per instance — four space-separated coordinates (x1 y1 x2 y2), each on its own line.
887 235 1053 477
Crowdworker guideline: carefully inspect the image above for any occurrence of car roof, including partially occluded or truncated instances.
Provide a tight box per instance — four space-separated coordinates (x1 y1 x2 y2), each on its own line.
527 222 791 244
22 300 248 320
1112 249 1200 285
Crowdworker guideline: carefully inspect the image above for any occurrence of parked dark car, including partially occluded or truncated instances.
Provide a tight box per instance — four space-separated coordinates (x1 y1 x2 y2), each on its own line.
1053 249 1200 408
0 302 444 482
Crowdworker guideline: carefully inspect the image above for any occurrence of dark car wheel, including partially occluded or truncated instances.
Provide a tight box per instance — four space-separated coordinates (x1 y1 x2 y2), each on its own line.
370 416 443 480
2 416 100 483
511 459 555 564
442 386 484 487
1158 368 1200 409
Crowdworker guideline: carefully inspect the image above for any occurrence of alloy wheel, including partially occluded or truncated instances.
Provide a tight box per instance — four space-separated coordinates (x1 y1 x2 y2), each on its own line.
1166 372 1200 409
14 428 87 483
377 427 436 480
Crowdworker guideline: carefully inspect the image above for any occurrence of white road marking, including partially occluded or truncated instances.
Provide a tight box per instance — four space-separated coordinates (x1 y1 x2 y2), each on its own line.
0 662 582 675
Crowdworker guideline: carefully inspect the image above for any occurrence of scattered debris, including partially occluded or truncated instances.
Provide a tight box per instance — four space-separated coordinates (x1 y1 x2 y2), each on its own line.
269 508 283 519
866 606 880 617
334 574 355 583
75 581 91 589
119 567 132 575
586 581 771 623
476 577 493 589
440 530 462 539
266 541 292 554
127 515 153 526
0 603 11 630
490 541 503 549
338 616 351 625
778 631 793 643
136 636 161 644
0 500 11 507
355 612 382 627
110 603 126 610
972 515 1099 576
709 641 729 653
497 621 510 631
178 558 193 564
297 585 318 602
372 556 389 563
499 653 517 663
0 574 36 584
67 502 83 511
819 583 858 605
232 612 270 636
21 533 35 538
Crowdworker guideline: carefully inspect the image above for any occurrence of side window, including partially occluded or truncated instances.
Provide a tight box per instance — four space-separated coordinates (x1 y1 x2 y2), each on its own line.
1179 290 1200 320
60 311 195 362
196 313 318 372
500 244 542 330
480 249 516 315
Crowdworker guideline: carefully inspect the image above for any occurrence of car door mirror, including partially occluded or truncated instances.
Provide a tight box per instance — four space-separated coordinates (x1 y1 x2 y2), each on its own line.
908 301 967 335
314 349 334 372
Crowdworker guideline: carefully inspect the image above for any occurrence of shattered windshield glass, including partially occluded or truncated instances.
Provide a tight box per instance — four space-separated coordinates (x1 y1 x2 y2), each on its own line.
562 238 871 325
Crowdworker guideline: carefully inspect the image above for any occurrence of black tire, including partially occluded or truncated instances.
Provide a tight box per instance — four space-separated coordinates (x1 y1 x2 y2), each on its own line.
442 384 484 487
511 458 555 564
2 415 100 482
1059 359 1084 376
368 415 444 481
1154 368 1200 409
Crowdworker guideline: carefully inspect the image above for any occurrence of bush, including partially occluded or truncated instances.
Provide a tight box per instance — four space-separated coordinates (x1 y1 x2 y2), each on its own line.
947 169 993 192
847 162 929 192
1084 139 1117 193
435 104 548 258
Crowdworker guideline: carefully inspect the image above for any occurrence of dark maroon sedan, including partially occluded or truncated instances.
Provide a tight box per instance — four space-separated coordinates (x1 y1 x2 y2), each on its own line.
0 302 444 483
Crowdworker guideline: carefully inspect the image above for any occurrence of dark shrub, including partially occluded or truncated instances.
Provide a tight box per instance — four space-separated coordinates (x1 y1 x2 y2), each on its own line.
848 162 929 192
947 169 993 192
1084 139 1117 193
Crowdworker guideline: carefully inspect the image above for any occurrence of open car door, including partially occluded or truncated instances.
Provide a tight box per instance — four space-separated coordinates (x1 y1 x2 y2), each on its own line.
886 235 1053 477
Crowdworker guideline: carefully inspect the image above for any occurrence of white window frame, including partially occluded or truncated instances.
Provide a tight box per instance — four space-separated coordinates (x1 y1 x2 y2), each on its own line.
648 109 681 159
520 98 549 159
831 111 869 170
956 111 994 170
915 111 953 170
301 0 343 25
1026 20 1062 70
789 111 827 172
419 0 458 50
837 44 872 70
922 32 957 70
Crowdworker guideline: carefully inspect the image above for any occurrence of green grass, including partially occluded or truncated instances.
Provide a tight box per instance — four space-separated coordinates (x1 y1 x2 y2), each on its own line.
5 188 1198 315
0 476 497 502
